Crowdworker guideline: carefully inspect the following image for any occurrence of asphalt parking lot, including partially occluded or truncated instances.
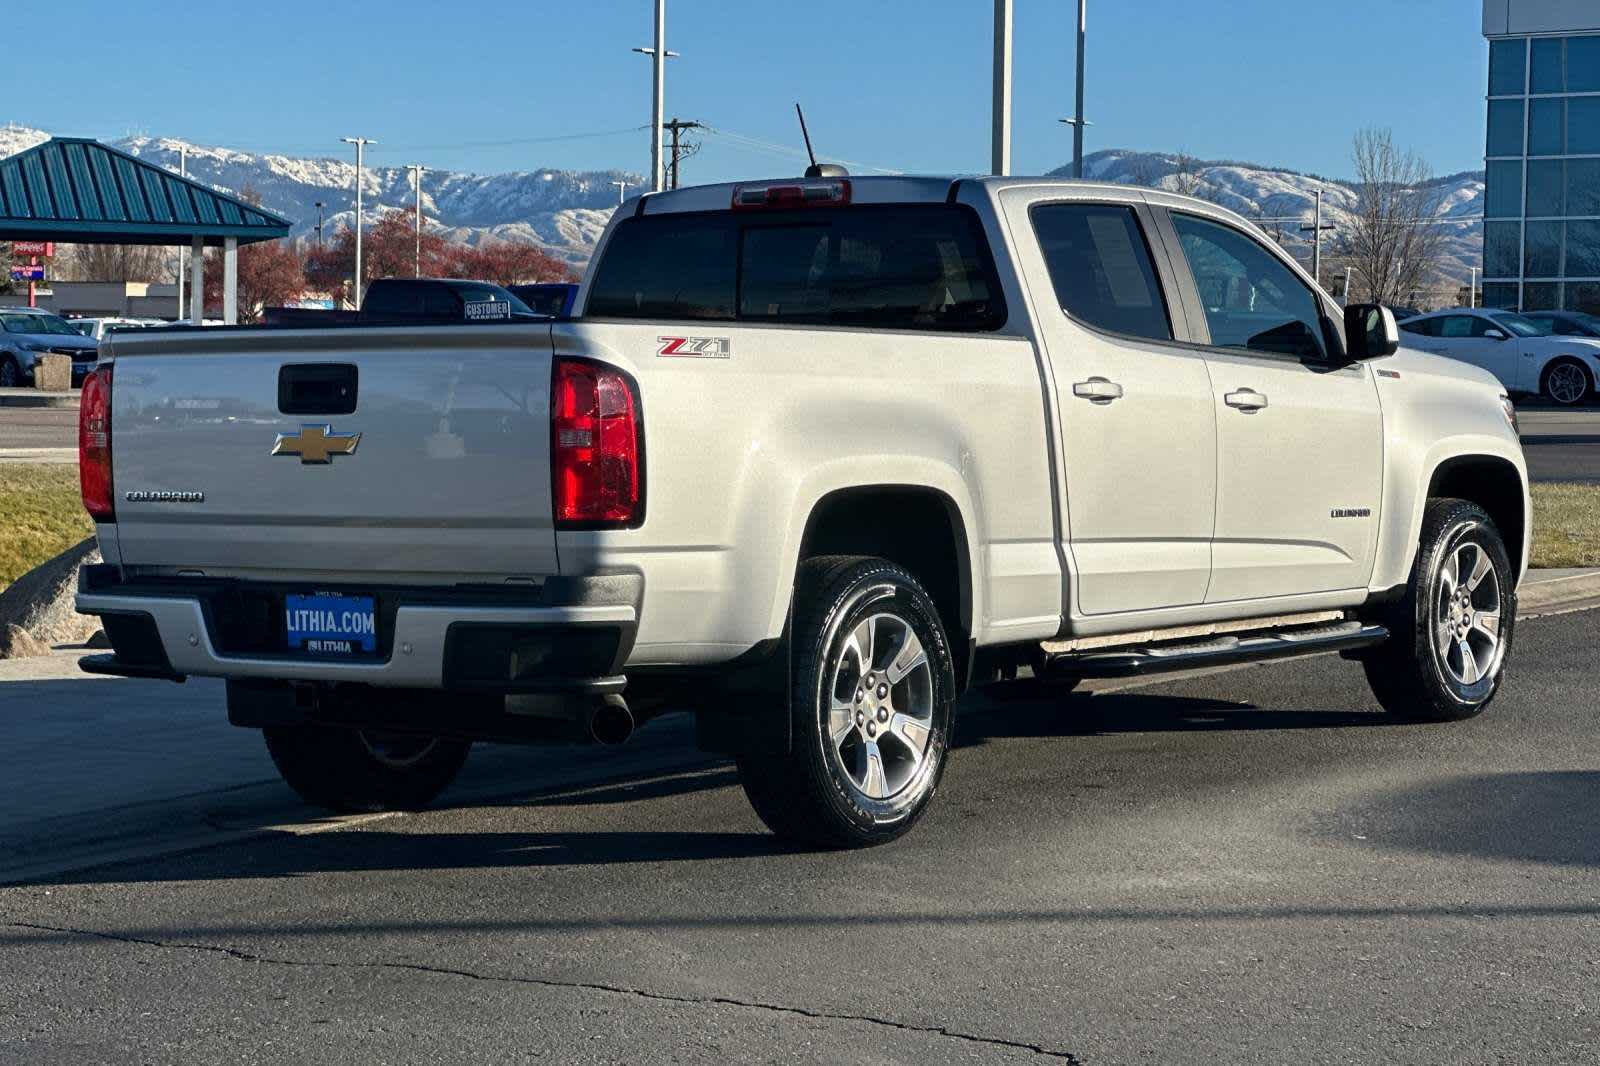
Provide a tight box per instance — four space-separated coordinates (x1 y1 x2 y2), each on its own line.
2 606 1596 1063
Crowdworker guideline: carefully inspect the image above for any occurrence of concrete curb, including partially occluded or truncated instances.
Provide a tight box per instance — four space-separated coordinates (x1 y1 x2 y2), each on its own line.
1521 567 1600 616
0 389 78 409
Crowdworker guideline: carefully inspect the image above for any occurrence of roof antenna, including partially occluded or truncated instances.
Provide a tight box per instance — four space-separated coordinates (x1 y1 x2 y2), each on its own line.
796 103 848 179
796 103 818 169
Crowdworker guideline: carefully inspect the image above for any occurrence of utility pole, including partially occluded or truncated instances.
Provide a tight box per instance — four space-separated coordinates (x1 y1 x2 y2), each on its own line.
1299 187 1335 287
992 0 1013 176
314 201 325 248
406 164 425 277
176 145 187 320
341 137 376 308
662 119 704 189
1469 266 1477 308
631 1 677 193
611 180 629 204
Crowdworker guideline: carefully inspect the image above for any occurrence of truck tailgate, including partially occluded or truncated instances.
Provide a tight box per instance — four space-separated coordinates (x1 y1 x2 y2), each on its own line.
106 325 559 582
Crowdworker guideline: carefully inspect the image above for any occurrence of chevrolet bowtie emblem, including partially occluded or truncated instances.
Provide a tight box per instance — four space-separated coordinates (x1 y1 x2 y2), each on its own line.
271 424 362 464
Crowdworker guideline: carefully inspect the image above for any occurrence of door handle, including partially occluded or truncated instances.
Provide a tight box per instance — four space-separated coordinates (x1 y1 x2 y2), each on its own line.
1073 377 1124 403
1224 388 1269 412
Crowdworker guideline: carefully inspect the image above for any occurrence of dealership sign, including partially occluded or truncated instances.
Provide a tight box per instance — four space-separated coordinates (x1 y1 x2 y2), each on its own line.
10 265 46 282
10 241 53 257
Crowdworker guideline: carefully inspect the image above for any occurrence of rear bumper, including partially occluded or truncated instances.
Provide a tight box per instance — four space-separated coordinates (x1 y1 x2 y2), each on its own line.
74 565 639 693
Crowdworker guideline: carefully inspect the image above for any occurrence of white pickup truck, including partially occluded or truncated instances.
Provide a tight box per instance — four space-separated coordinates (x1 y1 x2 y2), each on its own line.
75 175 1529 848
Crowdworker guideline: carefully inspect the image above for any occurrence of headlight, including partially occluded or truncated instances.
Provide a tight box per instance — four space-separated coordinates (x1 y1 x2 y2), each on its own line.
1499 394 1519 433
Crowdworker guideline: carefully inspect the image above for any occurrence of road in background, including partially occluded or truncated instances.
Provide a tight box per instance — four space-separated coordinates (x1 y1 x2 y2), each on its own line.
1 610 1596 1062
1517 407 1600 483
0 406 75 453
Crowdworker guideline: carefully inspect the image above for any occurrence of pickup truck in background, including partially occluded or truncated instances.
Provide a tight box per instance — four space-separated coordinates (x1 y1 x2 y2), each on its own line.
75 175 1529 848
262 278 544 326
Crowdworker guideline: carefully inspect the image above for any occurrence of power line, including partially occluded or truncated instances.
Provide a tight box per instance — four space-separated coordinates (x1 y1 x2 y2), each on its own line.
700 126 903 175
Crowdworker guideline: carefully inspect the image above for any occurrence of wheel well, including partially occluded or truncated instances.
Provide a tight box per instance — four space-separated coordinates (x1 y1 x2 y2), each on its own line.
799 486 973 683
1427 456 1526 566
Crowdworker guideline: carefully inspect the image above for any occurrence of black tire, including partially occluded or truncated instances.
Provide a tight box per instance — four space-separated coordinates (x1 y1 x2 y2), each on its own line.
0 356 20 389
1361 499 1516 722
736 556 957 848
1541 357 1593 406
264 724 471 813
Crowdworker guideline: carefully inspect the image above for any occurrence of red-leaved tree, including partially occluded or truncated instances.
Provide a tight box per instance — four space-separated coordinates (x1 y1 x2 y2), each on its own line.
304 210 574 300
201 238 307 322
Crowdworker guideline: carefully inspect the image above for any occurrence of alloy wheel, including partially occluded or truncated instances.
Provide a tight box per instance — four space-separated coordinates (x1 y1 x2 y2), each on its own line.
1432 541 1504 687
825 612 936 801
1547 361 1589 404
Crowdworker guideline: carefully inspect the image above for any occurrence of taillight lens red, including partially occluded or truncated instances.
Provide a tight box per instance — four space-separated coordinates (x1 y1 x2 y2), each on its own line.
552 359 641 527
79 365 114 521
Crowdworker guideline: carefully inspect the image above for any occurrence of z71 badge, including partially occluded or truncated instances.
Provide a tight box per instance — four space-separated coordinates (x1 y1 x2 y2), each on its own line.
657 336 731 359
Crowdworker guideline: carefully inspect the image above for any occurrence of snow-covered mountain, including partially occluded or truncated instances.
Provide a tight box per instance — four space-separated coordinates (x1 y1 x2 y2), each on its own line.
0 123 638 268
1061 149 1484 291
1 125 1483 284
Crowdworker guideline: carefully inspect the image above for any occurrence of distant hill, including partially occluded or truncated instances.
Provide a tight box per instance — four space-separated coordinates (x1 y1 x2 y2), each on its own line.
0 123 640 268
1058 149 1484 290
1 126 1483 284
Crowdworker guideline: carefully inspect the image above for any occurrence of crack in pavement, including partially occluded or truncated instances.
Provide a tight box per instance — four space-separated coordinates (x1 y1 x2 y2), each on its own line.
6 920 1084 1062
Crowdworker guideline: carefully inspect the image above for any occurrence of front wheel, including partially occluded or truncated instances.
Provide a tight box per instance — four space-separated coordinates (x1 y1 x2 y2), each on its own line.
1361 499 1515 721
0 356 20 389
736 556 957 848
1542 357 1593 406
264 724 471 813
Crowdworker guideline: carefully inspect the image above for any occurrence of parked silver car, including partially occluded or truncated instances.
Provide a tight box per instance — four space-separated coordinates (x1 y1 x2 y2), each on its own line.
0 307 101 388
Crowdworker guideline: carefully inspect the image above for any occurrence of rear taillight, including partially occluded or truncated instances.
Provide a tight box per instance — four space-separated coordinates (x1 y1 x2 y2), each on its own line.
79 365 114 521
552 358 641 528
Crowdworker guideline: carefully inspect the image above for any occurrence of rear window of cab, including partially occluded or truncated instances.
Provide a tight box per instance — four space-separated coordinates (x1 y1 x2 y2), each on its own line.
586 205 1007 332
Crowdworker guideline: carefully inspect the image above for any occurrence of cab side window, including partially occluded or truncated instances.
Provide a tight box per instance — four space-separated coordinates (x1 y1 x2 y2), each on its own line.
1437 315 1479 338
1170 212 1327 360
1030 203 1173 342
1401 317 1437 336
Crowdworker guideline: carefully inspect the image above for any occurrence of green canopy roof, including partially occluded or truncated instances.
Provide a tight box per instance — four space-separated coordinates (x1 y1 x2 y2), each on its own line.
0 137 291 247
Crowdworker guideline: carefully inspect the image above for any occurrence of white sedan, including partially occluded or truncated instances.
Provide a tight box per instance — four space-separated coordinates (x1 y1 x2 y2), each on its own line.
1398 308 1600 405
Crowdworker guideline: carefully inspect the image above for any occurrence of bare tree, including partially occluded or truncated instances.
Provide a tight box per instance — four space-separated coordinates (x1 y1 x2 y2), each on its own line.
57 243 171 283
1339 128 1446 306
1170 150 1206 198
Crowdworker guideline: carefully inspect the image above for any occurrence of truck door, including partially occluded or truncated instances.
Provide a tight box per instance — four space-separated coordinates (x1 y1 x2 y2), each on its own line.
1158 209 1384 602
1001 192 1217 616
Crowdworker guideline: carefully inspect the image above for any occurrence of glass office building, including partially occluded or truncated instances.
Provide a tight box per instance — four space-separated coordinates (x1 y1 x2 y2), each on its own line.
1483 3 1600 311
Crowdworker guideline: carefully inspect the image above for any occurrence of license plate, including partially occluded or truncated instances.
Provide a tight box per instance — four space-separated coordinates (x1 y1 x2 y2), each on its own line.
285 593 376 655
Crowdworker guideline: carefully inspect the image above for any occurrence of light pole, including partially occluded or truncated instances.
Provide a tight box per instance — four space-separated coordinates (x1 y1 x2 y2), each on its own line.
342 136 376 308
1058 0 1089 178
314 201 325 248
406 164 425 277
176 145 187 319
992 0 1013 176
611 180 629 204
633 2 679 193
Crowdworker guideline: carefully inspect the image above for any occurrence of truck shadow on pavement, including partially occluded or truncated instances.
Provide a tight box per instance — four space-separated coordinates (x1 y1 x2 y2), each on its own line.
952 685 1399 745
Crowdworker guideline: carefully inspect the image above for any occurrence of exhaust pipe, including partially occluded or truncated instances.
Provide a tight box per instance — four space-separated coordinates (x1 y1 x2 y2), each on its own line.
586 694 635 746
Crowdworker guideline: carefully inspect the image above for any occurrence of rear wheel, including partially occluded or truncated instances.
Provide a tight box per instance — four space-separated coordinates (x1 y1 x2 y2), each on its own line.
1361 499 1515 721
264 724 471 813
1541 357 1593 406
736 556 956 848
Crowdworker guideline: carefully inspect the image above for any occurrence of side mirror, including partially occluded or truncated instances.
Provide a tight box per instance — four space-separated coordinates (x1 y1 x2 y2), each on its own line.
1483 328 1507 341
1343 303 1400 360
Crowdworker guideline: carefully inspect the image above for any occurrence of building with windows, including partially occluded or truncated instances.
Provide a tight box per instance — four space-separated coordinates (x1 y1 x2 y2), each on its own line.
1483 1 1600 311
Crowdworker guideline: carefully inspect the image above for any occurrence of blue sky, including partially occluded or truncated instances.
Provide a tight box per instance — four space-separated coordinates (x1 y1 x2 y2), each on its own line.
11 0 1487 182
